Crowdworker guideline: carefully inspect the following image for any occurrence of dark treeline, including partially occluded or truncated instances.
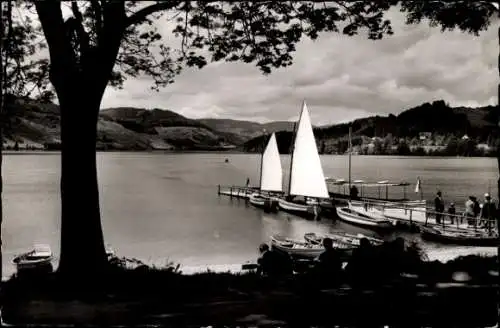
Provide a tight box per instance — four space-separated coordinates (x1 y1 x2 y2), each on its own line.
243 100 498 157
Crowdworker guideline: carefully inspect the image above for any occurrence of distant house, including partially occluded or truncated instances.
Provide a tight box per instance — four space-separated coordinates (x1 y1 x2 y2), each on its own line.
419 132 432 140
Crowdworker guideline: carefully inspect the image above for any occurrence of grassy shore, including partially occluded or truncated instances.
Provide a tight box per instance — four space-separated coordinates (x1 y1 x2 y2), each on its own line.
2 244 499 327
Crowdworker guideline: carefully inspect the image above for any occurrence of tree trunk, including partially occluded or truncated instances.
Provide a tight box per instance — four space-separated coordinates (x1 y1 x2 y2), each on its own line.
0 1 4 287
56 80 108 281
497 22 500 328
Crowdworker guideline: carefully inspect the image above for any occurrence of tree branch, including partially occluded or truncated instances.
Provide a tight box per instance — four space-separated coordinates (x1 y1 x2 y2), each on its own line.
34 1 72 76
70 1 90 55
90 0 103 44
125 0 183 27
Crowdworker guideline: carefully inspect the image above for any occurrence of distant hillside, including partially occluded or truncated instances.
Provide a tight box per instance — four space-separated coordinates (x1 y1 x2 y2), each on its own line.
2 97 496 154
196 118 295 143
243 100 497 154
2 98 240 151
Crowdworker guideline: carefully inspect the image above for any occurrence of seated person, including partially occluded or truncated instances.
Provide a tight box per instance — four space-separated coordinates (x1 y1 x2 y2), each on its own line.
315 238 342 284
257 243 293 277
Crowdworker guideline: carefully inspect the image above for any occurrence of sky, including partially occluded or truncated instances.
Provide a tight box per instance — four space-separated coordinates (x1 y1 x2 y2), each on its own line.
91 6 497 125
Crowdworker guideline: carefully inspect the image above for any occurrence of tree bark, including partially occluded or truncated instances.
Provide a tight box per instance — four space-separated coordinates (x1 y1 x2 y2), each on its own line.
56 80 108 280
0 1 4 287
497 21 500 328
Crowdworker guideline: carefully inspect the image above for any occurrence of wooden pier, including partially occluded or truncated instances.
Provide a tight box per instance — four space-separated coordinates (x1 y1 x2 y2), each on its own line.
217 184 499 236
217 185 259 199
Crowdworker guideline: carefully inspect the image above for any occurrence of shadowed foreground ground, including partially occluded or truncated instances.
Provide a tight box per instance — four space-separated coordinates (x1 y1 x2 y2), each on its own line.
2 250 499 327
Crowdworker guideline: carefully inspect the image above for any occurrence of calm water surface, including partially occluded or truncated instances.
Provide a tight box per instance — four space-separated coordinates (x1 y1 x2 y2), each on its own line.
2 152 497 277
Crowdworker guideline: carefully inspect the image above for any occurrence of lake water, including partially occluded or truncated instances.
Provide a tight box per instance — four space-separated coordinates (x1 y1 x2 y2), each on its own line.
2 152 498 278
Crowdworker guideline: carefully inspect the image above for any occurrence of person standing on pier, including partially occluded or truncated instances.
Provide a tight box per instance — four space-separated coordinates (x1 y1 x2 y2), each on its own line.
447 203 456 224
465 196 476 226
350 185 359 200
434 191 444 224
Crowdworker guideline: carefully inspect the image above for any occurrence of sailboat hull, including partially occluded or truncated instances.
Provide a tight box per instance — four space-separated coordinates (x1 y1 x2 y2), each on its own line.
249 194 279 213
278 198 321 220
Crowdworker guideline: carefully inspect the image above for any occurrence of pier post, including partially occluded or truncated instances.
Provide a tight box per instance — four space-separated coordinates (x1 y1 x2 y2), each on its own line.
218 184 221 195
409 209 413 225
230 186 233 199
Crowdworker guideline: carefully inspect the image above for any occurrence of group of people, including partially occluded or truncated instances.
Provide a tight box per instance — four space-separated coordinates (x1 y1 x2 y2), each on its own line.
434 191 498 229
257 237 411 287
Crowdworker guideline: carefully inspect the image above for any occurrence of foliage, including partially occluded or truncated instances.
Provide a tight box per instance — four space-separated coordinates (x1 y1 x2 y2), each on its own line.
399 1 497 35
27 1 408 93
1 1 52 101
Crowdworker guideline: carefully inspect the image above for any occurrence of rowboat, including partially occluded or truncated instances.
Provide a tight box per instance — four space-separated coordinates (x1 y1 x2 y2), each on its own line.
336 206 395 229
12 244 53 271
304 231 384 247
270 234 354 259
420 226 500 247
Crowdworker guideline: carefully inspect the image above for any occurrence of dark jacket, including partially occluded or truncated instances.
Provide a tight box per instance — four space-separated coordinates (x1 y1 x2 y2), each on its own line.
434 196 444 212
481 201 497 219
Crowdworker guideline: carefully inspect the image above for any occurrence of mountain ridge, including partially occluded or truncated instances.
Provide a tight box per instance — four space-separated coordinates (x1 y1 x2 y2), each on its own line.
2 96 496 154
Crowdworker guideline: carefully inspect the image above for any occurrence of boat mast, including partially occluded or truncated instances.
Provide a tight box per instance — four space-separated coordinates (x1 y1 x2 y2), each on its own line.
258 133 266 191
348 126 352 191
288 122 297 196
287 102 303 196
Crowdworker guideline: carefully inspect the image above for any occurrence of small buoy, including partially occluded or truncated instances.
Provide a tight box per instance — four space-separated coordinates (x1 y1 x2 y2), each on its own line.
224 158 229 163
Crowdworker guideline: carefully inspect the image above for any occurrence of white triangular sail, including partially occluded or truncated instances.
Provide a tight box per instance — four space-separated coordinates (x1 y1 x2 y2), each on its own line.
289 101 329 198
260 133 283 192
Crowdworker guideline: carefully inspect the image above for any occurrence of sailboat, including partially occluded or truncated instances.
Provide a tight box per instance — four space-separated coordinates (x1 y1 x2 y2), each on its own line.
249 133 283 212
278 101 330 220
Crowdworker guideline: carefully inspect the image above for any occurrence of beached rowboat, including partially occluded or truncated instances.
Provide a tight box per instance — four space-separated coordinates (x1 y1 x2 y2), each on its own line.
270 234 354 259
12 244 53 271
304 232 384 247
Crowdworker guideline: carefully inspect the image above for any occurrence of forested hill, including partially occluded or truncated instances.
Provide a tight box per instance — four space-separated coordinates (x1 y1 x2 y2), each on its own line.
242 100 497 156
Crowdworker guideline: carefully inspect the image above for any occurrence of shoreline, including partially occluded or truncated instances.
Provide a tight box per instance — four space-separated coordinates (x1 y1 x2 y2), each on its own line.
2 250 498 326
1 149 496 158
2 245 496 281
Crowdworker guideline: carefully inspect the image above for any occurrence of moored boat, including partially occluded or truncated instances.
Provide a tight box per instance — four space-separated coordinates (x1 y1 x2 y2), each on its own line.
249 193 280 212
270 234 354 259
278 101 331 220
12 244 53 271
249 132 283 213
304 231 384 247
336 206 395 229
420 226 500 247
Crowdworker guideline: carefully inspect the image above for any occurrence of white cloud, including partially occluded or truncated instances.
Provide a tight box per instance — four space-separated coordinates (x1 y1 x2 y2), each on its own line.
92 7 498 125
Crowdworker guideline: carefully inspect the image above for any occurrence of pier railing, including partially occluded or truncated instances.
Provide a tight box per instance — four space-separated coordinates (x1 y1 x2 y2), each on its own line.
349 198 498 231
217 185 497 232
